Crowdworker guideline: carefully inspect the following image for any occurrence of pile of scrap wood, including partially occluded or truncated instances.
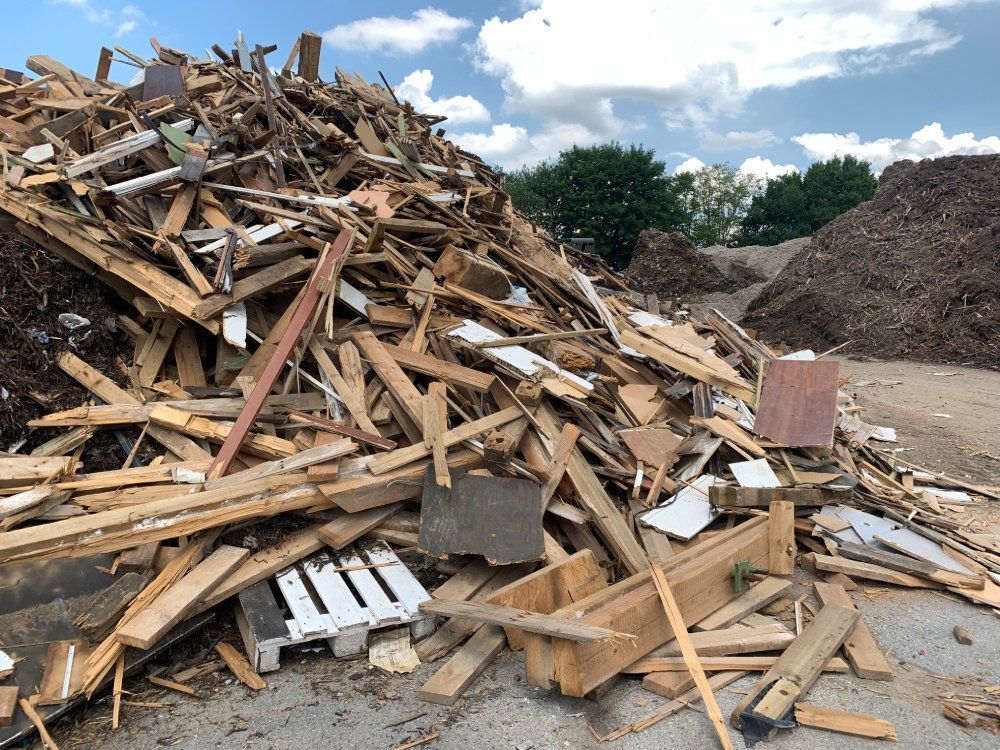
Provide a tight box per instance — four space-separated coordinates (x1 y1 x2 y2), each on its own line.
0 31 998 748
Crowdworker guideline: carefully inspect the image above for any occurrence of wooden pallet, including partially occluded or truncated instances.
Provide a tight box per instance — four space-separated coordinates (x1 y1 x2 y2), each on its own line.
235 541 435 672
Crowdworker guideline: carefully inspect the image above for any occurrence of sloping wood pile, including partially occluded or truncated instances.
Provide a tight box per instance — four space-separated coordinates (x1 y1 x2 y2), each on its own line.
0 32 998 748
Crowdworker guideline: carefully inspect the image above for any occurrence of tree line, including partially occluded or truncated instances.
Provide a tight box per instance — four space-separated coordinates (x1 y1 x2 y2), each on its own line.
502 142 877 268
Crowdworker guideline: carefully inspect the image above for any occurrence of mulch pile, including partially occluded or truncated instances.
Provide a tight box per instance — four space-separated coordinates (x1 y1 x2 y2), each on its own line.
623 229 740 299
744 155 1000 366
0 232 128 451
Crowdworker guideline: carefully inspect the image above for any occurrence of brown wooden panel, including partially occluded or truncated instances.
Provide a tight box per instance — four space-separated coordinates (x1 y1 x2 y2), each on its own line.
752 360 839 447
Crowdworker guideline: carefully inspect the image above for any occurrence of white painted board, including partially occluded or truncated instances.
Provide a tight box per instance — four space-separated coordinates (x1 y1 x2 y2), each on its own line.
640 475 719 541
730 459 781 488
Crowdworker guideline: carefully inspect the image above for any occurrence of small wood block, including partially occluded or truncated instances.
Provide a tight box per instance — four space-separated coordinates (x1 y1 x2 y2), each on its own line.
515 381 543 407
0 686 18 727
482 430 516 464
953 625 972 645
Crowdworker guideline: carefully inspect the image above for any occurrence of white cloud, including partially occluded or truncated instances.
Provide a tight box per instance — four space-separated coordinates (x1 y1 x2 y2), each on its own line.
793 122 1000 172
473 1 976 135
450 122 604 169
702 129 781 151
396 70 490 125
673 157 706 175
52 0 146 36
738 156 798 181
325 8 472 55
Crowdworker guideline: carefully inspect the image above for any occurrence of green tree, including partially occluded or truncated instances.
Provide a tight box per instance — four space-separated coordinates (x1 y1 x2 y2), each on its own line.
504 142 688 267
739 155 877 245
679 164 760 247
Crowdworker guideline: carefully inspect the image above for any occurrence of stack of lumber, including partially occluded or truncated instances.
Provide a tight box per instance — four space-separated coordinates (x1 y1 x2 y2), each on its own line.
0 30 997 748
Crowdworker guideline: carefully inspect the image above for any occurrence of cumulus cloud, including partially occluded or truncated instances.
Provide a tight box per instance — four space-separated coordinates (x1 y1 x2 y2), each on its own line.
473 1 973 136
793 122 1000 172
396 70 490 125
325 8 472 55
701 129 781 151
673 157 706 175
738 156 798 181
52 0 146 36
450 122 605 169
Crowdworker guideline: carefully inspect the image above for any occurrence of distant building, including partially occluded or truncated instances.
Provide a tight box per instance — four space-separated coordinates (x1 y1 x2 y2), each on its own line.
561 237 596 254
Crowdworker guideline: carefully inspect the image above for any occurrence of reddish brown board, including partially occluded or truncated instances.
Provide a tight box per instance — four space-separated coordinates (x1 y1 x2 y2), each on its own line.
752 360 840 447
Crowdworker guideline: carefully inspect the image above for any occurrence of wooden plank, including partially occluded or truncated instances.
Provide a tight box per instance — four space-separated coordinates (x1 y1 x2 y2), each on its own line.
192 256 312 320
418 625 505 706
542 517 771 696
534 403 649 575
418 600 624 642
381 343 495 392
216 642 266 690
694 576 791 631
753 360 840 447
691 416 766 458
623 655 849 674
206 230 351 480
367 407 520 475
297 31 322 81
813 581 892 681
730 603 858 731
484 550 605 650
768 500 796 575
621 330 756 402
117 545 249 649
649 563 735 750
198 526 325 613
173 326 206 387
812 554 942 589
539 423 581 510
648 624 794 659
794 704 898 741
353 330 425 429
710 485 846 508
318 503 401 550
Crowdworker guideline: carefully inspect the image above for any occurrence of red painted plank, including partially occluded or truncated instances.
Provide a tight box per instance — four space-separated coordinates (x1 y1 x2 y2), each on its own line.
206 230 353 479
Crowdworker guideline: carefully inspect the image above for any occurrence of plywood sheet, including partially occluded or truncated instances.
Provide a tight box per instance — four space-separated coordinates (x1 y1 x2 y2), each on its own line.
752 360 840 447
418 469 545 565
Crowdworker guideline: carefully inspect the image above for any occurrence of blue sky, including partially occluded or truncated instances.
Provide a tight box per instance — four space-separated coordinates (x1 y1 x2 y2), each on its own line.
7 1 1000 179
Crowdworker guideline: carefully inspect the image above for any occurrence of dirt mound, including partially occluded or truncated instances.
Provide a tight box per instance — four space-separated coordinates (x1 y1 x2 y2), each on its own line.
744 155 1000 367
0 233 129 452
623 229 740 299
688 238 810 321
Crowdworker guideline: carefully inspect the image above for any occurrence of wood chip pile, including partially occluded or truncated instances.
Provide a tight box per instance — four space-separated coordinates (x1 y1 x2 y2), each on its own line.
0 31 998 747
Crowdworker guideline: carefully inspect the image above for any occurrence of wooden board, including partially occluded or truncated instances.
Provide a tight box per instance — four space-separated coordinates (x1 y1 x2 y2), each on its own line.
794 703 898 741
813 581 892 681
710 485 846 508
118 545 249 649
418 468 544 565
0 686 17 728
418 624 505 706
730 603 858 731
752 360 840 447
539 517 770 696
768 500 796 575
622 655 849 673
317 503 401 550
694 577 791 631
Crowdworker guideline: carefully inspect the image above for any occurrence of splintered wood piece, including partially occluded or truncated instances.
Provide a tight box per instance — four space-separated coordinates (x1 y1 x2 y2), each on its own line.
793 703 898 741
117 545 249 649
215 642 266 690
649 564 735 750
539 423 581 510
19 698 59 749
752 360 840 447
423 390 450 488
813 581 892 681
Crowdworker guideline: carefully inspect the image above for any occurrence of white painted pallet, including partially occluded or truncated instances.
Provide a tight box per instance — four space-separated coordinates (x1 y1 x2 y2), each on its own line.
236 541 435 672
